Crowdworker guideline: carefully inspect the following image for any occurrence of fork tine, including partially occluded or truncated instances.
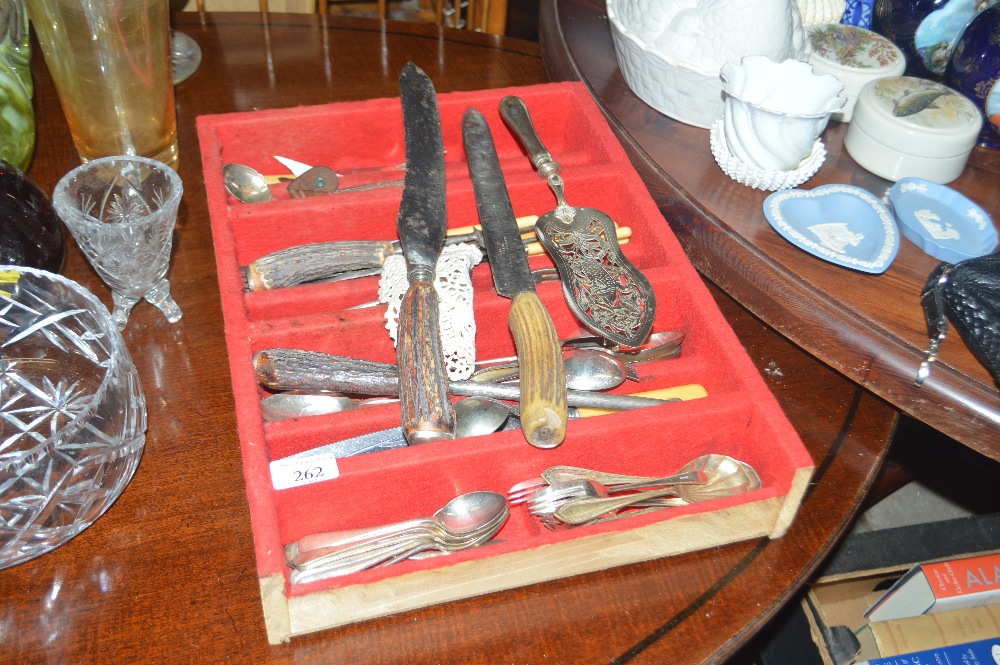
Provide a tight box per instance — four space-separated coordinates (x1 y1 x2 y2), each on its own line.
506 477 547 505
508 490 540 506
538 514 562 531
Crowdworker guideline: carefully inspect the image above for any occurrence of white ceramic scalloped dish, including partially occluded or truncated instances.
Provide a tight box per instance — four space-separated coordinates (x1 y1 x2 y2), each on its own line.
710 120 826 191
889 178 998 263
763 184 899 273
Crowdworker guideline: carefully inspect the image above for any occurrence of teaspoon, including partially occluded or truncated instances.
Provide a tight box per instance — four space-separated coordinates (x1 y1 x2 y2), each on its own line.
223 163 275 203
287 489 508 566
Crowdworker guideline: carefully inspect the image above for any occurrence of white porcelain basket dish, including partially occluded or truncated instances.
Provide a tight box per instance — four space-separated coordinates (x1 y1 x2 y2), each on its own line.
607 0 810 129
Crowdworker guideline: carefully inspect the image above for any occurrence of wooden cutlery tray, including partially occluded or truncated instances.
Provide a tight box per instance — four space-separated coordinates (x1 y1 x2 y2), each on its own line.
196 82 814 643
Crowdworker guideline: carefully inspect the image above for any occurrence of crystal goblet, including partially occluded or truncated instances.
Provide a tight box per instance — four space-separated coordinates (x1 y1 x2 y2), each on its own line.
0 265 146 569
53 155 183 330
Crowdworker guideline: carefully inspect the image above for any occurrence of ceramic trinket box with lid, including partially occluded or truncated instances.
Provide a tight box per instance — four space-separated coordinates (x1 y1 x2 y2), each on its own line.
845 75 983 182
806 23 906 121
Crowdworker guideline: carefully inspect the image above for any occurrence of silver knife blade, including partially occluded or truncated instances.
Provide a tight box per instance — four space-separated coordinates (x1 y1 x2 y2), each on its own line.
462 106 567 448
463 114 534 298
397 62 447 272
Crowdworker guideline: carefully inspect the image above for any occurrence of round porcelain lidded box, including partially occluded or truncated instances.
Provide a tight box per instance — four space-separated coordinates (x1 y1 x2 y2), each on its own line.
845 76 983 184
805 23 906 122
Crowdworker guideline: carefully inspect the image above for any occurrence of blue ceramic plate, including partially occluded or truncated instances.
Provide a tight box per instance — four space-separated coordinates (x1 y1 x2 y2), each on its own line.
763 184 899 273
889 177 998 263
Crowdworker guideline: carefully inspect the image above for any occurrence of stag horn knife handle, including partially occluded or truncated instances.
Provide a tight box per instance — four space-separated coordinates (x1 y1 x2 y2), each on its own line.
508 291 567 448
396 279 455 444
253 348 400 394
242 240 397 291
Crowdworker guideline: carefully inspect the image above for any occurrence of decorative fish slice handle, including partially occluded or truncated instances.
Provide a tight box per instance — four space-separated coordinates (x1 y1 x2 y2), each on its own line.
498 96 562 180
499 96 656 348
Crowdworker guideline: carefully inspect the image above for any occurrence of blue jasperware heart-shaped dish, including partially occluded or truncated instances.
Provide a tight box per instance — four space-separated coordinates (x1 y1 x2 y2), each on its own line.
889 177 998 264
763 184 899 273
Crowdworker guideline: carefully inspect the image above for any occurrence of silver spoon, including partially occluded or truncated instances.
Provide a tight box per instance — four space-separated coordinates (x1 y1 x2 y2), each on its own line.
551 455 761 526
293 499 510 573
224 162 401 203
290 516 507 583
223 163 276 203
471 348 636 390
288 490 508 566
453 397 511 438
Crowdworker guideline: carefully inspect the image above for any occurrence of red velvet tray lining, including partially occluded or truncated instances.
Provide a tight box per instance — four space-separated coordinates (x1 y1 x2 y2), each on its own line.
196 81 812 600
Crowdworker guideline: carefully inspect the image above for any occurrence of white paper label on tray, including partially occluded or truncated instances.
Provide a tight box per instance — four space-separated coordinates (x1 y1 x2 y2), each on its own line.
270 453 340 490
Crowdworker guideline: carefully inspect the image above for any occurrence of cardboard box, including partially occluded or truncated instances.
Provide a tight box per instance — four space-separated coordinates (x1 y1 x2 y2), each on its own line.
196 81 814 643
760 513 1000 665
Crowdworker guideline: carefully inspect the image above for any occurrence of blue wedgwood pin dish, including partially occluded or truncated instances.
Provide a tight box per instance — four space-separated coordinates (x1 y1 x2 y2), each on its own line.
763 184 899 273
888 177 998 263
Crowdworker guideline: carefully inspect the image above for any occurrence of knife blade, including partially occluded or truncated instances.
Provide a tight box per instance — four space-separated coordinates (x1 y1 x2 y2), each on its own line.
462 106 568 448
271 385 706 463
394 62 454 444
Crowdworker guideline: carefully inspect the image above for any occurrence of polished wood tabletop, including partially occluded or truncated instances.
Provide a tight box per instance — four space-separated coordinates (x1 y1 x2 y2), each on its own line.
539 0 1000 461
3 12 895 663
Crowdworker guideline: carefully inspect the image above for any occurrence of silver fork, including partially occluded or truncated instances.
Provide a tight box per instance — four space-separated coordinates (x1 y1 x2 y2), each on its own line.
527 479 603 516
526 474 701 518
507 468 659 504
536 501 687 530
507 465 702 505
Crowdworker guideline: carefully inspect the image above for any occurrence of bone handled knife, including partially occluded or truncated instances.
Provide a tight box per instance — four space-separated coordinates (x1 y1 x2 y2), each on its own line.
254 348 674 410
462 107 568 448
239 216 538 291
239 218 636 291
394 62 454 444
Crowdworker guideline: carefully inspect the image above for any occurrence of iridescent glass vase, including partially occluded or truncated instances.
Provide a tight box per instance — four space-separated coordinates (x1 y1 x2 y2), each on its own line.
0 0 34 170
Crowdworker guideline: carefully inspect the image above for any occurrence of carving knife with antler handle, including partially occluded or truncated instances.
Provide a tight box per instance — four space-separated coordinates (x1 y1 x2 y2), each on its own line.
393 62 454 444
462 106 567 449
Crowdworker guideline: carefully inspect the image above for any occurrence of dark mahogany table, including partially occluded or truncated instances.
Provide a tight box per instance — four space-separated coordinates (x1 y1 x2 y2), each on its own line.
2 12 895 663
539 0 1000 462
